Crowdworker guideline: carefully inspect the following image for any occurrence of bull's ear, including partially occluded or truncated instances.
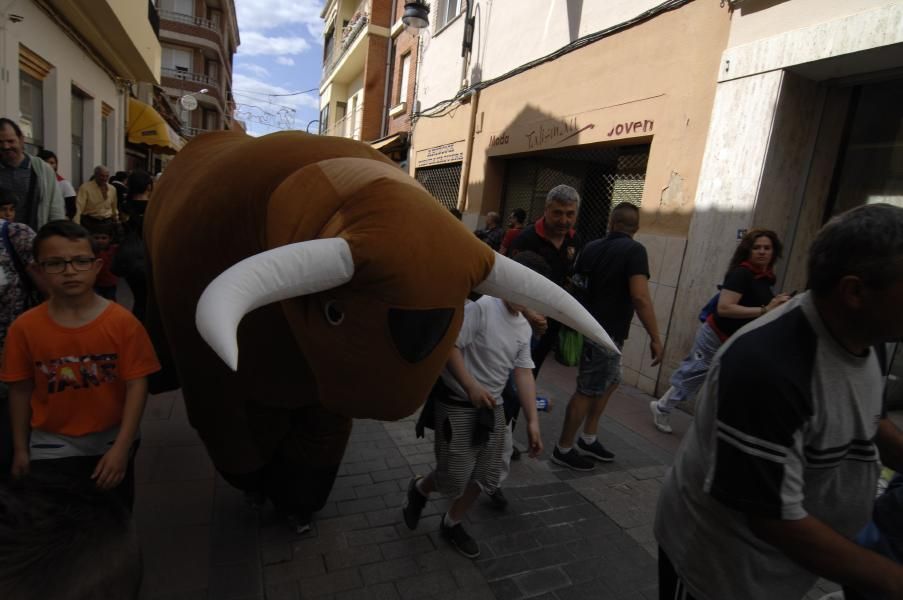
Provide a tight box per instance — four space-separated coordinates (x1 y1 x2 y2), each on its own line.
473 252 619 353
195 238 354 370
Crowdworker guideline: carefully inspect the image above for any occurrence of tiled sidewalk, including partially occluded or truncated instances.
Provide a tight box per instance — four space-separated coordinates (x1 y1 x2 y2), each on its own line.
134 358 841 600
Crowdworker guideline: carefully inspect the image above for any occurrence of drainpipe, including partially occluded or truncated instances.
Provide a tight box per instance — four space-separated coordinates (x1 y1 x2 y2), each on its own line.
456 88 479 212
379 0 397 139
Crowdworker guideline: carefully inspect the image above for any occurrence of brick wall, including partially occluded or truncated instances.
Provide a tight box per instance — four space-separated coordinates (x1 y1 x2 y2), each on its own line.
361 35 389 141
386 0 419 137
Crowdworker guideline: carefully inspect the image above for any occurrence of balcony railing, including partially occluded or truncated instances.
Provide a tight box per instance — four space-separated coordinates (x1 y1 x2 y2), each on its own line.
159 9 218 32
162 67 216 87
182 126 210 138
321 0 370 83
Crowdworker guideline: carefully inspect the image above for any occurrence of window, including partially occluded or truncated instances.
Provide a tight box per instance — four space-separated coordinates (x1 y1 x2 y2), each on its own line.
19 73 44 154
323 28 335 66
397 53 411 105
162 45 193 71
436 0 462 31
160 0 193 16
318 104 329 135
203 109 218 131
71 91 86 188
205 59 219 82
208 8 222 29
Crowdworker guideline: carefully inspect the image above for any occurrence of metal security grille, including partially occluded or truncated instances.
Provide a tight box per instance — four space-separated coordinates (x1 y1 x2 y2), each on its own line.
501 143 650 244
415 162 463 211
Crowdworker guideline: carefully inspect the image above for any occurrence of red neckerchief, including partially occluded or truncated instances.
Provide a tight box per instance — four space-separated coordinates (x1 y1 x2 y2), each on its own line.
739 260 776 282
534 217 575 241
56 173 63 182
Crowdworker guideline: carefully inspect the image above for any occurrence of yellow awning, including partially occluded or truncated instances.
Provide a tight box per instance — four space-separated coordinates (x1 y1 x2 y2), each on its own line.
127 98 185 153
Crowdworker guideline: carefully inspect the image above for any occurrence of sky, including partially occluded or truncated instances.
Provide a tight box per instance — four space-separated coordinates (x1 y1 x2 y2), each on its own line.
232 0 326 137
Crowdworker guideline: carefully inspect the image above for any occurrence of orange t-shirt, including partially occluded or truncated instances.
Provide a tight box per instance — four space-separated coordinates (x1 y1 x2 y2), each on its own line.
0 302 161 437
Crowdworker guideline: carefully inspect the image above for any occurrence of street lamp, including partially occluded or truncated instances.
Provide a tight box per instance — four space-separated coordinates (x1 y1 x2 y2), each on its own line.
402 1 429 35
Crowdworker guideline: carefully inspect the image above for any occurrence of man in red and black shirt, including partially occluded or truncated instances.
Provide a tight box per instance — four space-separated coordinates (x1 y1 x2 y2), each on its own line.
510 185 580 374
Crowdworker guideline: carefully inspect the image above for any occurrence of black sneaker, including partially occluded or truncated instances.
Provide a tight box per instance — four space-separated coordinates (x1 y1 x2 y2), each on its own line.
287 512 312 535
511 446 521 461
402 476 427 530
440 518 480 558
577 438 615 462
550 447 595 471
486 488 508 510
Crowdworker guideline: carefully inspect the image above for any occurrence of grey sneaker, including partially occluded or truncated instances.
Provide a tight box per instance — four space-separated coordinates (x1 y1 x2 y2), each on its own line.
577 438 615 462
440 518 480 558
550 447 595 471
287 512 312 535
650 401 673 434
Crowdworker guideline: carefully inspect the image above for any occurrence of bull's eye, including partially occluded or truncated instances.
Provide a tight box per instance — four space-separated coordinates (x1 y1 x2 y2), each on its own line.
324 300 344 325
388 307 454 363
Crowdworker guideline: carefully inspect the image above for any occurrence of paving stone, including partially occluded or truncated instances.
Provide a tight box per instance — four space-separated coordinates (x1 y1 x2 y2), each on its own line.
512 565 571 596
370 465 413 483
264 556 326 584
327 486 359 502
260 542 293 566
337 496 387 515
211 526 259 565
333 474 374 490
366 507 403 528
297 568 363 598
324 544 384 571
395 570 458 600
521 543 575 569
345 525 399 546
360 556 419 585
488 577 523 600
334 582 400 600
415 548 478 573
354 480 400 499
208 561 262 599
484 530 540 557
341 458 388 475
291 533 348 557
476 553 530 581
316 514 370 535
379 534 434 559
451 562 487 590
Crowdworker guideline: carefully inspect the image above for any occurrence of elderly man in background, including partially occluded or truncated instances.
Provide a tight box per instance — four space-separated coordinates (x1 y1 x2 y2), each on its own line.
75 165 118 228
0 118 64 230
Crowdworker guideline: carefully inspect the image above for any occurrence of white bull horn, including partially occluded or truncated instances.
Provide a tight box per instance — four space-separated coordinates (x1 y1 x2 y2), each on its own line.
473 252 619 353
196 238 354 371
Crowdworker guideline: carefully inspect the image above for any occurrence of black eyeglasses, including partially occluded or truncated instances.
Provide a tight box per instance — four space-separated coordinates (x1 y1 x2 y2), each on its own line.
40 256 96 274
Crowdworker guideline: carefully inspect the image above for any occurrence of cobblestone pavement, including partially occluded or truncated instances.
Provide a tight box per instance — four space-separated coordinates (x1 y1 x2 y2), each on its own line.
135 357 842 600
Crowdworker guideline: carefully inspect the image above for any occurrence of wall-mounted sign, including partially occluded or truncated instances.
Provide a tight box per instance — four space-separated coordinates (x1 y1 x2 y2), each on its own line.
415 140 465 168
606 119 654 138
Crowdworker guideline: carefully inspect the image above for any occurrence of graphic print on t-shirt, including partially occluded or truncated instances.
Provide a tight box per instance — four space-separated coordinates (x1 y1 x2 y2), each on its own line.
36 353 118 394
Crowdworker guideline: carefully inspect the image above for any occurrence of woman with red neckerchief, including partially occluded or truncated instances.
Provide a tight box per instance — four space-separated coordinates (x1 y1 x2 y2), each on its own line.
650 229 791 433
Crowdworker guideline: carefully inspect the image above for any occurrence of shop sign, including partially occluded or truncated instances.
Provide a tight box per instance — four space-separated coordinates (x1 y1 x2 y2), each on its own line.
606 119 654 138
415 140 465 168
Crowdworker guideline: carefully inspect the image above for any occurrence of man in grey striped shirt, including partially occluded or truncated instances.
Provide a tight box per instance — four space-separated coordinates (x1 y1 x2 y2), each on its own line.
655 204 903 599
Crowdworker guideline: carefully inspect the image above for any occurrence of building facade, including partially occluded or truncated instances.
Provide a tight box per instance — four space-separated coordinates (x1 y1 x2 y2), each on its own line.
0 0 161 187
409 0 731 394
318 0 392 142
157 0 239 140
672 0 903 402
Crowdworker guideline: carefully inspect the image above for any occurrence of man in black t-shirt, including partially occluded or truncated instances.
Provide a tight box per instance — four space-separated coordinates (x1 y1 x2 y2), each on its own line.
551 203 663 470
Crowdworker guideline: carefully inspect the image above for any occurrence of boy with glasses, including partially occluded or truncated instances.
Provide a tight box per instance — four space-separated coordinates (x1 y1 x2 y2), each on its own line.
0 220 159 507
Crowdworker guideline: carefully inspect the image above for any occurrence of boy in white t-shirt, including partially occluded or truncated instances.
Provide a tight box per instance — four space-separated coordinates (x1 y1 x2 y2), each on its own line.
402 251 548 558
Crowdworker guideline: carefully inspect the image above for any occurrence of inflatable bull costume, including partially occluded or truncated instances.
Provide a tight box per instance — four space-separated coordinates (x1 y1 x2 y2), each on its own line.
145 131 615 525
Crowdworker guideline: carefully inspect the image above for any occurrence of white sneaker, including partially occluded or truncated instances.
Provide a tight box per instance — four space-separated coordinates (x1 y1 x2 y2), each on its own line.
650 401 673 434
